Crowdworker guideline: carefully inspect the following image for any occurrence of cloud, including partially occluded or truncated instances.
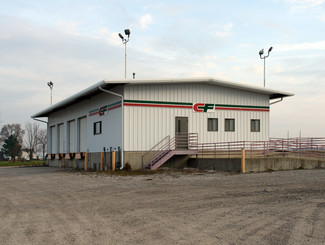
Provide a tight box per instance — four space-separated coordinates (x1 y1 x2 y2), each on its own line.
213 23 233 38
318 13 325 21
56 22 80 36
282 0 325 12
95 27 121 46
284 0 325 7
0 5 324 138
276 40 325 51
0 15 126 125
138 14 153 28
239 43 254 47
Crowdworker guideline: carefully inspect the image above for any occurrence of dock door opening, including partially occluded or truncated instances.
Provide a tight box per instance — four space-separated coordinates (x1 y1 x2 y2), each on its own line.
78 117 87 152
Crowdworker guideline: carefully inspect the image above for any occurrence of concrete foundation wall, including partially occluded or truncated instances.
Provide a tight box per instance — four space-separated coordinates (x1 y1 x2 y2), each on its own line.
124 151 145 170
124 152 192 170
47 152 120 170
47 151 144 170
188 157 325 172
163 155 191 169
246 157 325 172
49 158 85 169
48 152 325 173
188 158 241 171
48 151 194 170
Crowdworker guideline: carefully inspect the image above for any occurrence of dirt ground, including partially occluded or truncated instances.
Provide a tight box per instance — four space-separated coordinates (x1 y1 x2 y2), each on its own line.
0 167 324 245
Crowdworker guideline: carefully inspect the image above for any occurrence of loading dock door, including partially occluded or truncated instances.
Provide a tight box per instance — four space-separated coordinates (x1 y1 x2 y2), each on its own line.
58 124 64 153
69 120 75 153
51 126 56 154
79 117 87 152
175 117 188 149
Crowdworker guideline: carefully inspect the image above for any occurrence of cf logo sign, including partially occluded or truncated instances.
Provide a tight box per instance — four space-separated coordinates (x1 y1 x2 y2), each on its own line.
99 106 108 116
193 103 214 112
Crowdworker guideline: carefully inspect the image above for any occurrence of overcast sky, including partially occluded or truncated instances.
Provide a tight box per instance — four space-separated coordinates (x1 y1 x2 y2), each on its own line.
0 0 324 138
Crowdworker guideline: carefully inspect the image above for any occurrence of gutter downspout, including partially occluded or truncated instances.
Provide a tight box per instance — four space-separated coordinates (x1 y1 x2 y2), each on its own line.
99 85 124 170
270 97 283 105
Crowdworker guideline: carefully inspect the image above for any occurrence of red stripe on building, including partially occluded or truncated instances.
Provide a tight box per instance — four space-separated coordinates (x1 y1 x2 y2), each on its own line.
108 104 122 111
89 111 99 116
215 107 269 112
124 103 193 109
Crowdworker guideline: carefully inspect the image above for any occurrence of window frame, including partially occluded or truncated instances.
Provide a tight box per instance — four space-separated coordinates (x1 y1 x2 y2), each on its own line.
225 118 235 132
207 118 218 132
93 121 102 135
251 119 261 132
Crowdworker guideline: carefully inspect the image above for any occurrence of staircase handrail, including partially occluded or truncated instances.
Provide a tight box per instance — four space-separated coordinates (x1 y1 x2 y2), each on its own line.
143 133 199 169
142 135 171 168
197 137 325 159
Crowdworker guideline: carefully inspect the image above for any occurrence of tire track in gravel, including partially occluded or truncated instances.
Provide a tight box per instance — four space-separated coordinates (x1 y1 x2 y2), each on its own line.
287 199 325 245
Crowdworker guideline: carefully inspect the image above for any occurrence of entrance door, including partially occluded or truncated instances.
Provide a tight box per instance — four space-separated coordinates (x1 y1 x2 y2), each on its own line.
175 117 188 149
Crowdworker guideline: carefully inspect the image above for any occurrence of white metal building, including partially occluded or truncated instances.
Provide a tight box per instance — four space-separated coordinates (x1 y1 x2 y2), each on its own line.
32 78 293 169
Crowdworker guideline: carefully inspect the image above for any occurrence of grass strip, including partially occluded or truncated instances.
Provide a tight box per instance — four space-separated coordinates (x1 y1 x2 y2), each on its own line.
0 161 46 167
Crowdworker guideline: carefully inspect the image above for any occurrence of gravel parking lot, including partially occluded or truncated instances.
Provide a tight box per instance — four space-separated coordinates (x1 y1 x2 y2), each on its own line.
0 167 324 245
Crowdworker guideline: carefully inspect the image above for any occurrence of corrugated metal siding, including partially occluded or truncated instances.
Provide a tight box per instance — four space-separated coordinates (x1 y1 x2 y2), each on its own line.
47 82 271 153
124 83 270 151
47 86 123 154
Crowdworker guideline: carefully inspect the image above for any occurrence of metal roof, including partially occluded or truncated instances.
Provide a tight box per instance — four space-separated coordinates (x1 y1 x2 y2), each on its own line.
31 77 294 118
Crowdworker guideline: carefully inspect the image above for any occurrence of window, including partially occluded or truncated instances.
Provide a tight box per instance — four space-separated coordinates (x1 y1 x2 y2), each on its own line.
251 119 260 132
208 118 218 131
93 121 102 135
225 119 235 132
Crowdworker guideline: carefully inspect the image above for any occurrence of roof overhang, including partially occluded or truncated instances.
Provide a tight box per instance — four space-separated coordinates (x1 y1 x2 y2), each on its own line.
32 80 109 118
31 77 294 118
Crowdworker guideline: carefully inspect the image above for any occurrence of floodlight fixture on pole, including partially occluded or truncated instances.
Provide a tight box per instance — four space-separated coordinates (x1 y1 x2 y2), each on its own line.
118 29 131 79
259 46 273 87
47 81 54 106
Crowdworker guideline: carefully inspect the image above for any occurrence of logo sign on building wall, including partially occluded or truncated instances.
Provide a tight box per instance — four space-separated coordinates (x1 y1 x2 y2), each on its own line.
89 101 121 117
99 106 108 116
193 103 215 113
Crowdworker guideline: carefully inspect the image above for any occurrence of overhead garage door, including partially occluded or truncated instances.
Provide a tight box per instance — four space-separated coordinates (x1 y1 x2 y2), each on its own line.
69 120 75 153
58 123 64 153
51 126 56 153
79 117 87 152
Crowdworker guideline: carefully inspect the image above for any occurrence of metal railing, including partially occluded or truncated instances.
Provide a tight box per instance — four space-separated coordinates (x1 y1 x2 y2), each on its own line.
197 137 325 159
142 133 198 168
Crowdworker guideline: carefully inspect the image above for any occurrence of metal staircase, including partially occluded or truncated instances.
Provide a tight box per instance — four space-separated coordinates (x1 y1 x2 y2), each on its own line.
142 133 198 170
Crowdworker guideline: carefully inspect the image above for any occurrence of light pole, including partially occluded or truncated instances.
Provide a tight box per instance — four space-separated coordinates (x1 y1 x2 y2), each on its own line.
47 81 53 106
118 29 131 79
259 46 273 87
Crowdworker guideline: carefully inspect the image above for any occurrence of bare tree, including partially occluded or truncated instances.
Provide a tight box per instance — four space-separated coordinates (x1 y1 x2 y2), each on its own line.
24 122 40 161
37 128 47 160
